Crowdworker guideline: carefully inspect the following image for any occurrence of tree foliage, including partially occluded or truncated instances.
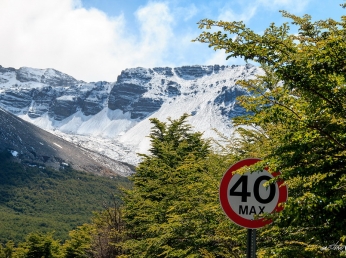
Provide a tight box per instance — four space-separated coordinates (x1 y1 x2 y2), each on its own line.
89 204 126 257
195 5 346 257
63 224 93 258
0 205 127 258
16 232 62 258
0 151 130 243
122 114 246 257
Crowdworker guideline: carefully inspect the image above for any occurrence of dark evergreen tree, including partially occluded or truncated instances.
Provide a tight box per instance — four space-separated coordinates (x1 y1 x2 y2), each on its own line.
195 4 346 257
63 224 93 258
17 232 62 258
122 114 246 257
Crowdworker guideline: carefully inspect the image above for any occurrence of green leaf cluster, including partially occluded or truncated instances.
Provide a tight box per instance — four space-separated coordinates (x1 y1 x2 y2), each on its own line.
0 204 129 258
122 114 246 257
0 151 130 243
195 4 346 257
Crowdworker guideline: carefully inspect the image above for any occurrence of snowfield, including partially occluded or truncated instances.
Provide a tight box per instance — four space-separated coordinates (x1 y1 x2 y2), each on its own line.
0 64 262 165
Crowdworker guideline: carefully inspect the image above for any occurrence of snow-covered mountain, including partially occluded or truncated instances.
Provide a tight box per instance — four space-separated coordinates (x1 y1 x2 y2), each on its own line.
0 107 133 176
0 64 261 165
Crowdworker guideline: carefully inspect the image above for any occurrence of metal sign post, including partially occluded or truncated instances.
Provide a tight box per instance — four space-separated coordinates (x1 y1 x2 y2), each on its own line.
219 158 288 258
247 229 256 258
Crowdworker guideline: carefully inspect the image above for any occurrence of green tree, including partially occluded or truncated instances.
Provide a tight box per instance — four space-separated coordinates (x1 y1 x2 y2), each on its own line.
63 224 93 258
122 114 246 257
16 232 62 258
0 241 14 258
89 204 126 258
195 4 346 257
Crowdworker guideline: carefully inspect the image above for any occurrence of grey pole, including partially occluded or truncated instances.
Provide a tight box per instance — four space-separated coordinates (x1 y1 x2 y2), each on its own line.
247 229 256 258
247 229 251 258
251 229 256 257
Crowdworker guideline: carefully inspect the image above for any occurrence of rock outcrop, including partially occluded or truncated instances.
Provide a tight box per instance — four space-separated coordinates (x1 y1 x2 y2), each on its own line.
0 64 261 165
0 107 133 176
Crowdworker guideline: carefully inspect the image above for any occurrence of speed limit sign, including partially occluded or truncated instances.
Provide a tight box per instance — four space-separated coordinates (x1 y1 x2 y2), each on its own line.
219 158 288 229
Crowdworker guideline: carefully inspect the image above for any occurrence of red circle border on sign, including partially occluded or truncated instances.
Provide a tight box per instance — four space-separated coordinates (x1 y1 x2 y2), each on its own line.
219 158 288 229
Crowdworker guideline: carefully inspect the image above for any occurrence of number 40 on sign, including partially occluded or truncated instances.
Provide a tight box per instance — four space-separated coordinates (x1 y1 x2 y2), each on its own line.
219 158 288 229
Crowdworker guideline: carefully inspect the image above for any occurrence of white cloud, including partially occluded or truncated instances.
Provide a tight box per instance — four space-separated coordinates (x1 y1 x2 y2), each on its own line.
0 0 175 82
203 49 247 67
256 0 311 13
0 0 312 82
217 0 310 24
133 2 174 65
203 50 230 66
174 3 198 21
218 6 257 23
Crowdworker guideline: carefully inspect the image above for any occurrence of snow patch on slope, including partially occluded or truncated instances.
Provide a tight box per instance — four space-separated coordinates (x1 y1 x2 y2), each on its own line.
11 64 262 166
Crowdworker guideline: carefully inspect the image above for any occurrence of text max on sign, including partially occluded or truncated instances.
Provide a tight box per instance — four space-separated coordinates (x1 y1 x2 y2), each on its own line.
219 158 288 229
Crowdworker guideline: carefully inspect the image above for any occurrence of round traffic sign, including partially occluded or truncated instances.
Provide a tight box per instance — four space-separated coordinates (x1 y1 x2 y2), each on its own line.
219 158 288 229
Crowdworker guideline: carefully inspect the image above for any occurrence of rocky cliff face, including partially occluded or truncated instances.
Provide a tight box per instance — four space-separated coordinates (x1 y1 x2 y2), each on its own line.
107 64 256 120
0 65 111 120
0 64 261 165
0 107 133 176
0 64 258 122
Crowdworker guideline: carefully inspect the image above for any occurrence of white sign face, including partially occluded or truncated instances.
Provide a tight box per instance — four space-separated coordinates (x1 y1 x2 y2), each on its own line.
220 158 288 228
227 170 279 220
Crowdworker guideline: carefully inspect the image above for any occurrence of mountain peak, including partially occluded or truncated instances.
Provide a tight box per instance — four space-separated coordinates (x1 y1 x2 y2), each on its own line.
0 107 133 176
0 64 262 166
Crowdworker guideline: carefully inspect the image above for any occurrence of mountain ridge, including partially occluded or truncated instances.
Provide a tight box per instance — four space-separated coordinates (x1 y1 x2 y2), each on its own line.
0 107 133 176
0 64 262 165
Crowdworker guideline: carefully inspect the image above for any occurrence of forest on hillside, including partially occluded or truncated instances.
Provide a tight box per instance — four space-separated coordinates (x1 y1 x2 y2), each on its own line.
0 151 130 243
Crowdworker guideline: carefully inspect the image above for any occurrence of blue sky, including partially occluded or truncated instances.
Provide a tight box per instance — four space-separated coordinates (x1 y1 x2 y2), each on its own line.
0 0 344 81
